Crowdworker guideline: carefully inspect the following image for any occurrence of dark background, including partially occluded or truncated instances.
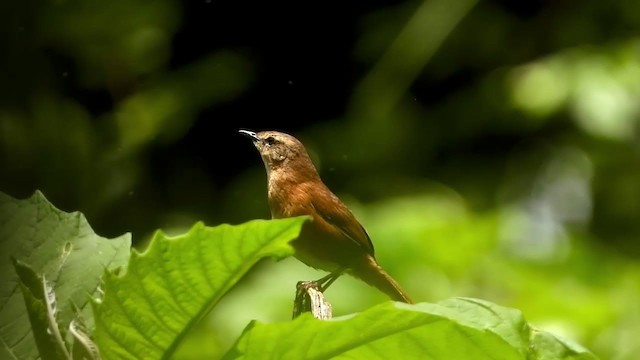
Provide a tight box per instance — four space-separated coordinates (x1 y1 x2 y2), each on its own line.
1 0 639 358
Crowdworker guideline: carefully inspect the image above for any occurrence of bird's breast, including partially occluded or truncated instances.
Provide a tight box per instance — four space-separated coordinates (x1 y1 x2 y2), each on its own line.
269 179 321 219
268 187 306 218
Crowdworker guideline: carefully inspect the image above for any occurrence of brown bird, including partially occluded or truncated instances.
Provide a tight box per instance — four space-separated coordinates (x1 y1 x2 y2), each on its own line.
240 129 412 303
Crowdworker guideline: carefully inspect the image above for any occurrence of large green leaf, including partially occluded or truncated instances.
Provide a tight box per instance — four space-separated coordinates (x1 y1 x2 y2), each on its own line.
224 297 598 360
0 191 131 360
93 217 308 360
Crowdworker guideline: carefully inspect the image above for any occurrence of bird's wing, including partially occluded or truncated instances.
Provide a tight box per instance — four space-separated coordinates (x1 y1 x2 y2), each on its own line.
310 189 375 256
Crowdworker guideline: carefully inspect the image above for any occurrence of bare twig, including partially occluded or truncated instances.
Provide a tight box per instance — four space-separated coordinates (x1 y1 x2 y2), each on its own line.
292 281 332 320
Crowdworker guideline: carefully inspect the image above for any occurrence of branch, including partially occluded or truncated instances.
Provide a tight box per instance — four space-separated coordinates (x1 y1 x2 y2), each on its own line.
292 281 332 320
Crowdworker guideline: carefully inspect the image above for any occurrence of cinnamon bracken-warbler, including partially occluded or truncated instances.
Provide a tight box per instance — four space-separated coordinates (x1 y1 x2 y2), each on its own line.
240 129 412 303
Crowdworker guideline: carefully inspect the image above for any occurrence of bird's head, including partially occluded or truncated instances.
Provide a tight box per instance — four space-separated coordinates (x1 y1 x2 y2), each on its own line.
239 130 318 181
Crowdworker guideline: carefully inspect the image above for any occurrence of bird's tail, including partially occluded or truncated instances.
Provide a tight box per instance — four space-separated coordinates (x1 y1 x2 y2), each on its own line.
350 255 413 303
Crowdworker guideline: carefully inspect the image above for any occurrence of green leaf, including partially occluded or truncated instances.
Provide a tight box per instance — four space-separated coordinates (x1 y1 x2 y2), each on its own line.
528 326 597 360
93 217 308 360
13 259 69 360
0 191 131 360
224 297 598 360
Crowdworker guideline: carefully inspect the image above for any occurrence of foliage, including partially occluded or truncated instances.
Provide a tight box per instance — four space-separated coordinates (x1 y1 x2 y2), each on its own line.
13 260 70 360
0 191 130 360
226 298 595 360
0 192 598 359
93 218 307 359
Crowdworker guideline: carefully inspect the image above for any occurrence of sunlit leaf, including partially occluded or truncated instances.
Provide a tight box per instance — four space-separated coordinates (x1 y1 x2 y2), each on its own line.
93 217 308 360
224 297 597 360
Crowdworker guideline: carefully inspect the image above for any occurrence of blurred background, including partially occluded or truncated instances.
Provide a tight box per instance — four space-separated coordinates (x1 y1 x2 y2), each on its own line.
1 0 639 358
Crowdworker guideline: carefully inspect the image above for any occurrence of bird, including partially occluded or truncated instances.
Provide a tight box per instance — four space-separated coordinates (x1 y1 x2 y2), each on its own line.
239 129 412 303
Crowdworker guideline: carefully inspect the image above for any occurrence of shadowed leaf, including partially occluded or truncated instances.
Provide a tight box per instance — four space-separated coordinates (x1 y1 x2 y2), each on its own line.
0 191 131 360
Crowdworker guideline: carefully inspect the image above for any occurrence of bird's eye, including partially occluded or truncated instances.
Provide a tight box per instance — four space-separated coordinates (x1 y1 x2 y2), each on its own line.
265 136 276 145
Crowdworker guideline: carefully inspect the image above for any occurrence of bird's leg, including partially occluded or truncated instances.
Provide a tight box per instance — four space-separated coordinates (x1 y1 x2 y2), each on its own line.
316 267 346 292
292 268 347 319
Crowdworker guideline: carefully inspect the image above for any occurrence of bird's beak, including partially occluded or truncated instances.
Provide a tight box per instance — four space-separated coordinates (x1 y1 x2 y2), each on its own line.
239 129 259 142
